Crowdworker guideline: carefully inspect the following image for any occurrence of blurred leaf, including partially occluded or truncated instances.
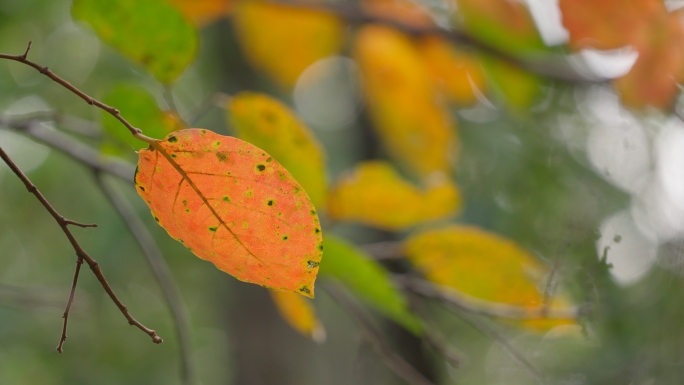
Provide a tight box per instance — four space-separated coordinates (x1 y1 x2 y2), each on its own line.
456 0 546 54
559 0 663 50
361 0 434 28
101 84 185 150
328 161 461 230
166 0 232 25
320 234 423 334
482 58 543 111
233 2 344 88
613 12 684 109
72 0 198 83
270 290 326 342
136 129 323 296
228 92 327 207
418 35 487 106
354 25 457 176
406 225 575 329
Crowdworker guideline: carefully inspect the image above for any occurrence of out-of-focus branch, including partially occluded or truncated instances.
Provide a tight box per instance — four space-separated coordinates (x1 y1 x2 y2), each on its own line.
95 174 194 385
361 240 404 260
0 111 101 138
0 147 162 352
322 283 438 385
281 1 606 84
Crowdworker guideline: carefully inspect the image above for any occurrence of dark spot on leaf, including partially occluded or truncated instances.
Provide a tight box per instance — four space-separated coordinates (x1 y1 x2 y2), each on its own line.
267 199 274 206
315 228 320 234
256 164 266 172
216 152 228 162
168 136 177 143
282 235 288 241
138 186 145 192
201 129 207 134
299 286 310 294
222 196 231 202
307 261 319 268
185 208 190 213
261 153 265 156
153 216 160 222
317 244 323 251
179 239 184 243
170 153 177 158
182 200 187 206
266 157 272 162
310 210 316 215
208 226 218 232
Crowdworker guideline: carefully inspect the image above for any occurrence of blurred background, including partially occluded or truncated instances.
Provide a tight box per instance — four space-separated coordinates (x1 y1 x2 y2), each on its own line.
1 0 684 384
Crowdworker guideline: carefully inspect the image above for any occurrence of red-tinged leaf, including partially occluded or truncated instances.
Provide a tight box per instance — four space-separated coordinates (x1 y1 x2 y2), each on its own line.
614 12 684 109
559 0 664 50
270 290 326 342
135 129 323 297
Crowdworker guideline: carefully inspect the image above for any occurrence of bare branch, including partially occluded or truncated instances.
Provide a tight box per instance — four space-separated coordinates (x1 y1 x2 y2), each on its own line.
95 174 194 385
0 111 102 138
0 146 162 351
57 257 83 353
322 283 438 385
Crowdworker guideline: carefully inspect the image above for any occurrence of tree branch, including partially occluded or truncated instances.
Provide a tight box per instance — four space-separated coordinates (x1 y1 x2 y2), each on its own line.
0 146 162 351
321 283 438 385
57 257 83 353
95 174 194 385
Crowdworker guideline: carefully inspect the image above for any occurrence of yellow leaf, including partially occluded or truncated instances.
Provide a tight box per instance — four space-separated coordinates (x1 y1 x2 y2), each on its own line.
328 161 461 230
405 225 575 329
354 25 457 176
418 35 487 106
228 92 327 207
270 290 326 342
166 0 232 25
233 2 344 88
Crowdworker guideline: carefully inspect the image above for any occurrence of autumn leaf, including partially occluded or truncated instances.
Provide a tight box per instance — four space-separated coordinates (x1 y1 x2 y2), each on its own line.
135 129 323 297
101 84 185 151
405 225 575 329
228 92 327 207
270 290 326 342
354 25 457 176
327 161 461 230
233 2 344 88
320 235 423 334
418 35 486 106
166 0 232 26
72 0 198 83
481 58 543 111
559 0 663 50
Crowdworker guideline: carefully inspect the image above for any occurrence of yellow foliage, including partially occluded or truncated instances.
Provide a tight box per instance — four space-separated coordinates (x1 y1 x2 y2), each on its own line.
270 290 326 342
418 35 486 106
406 225 576 330
327 161 461 230
233 2 345 88
166 0 232 25
354 25 458 176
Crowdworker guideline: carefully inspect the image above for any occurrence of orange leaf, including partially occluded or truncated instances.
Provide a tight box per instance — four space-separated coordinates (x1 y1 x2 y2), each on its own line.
354 25 457 176
135 129 323 297
559 0 664 50
166 0 232 25
327 161 461 230
418 35 486 106
233 2 344 88
270 290 326 342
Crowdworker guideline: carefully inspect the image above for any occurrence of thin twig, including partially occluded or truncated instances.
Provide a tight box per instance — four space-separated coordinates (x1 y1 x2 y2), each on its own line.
0 147 162 351
95 174 194 385
0 111 102 138
57 257 83 353
281 1 606 84
321 283 437 385
0 42 156 144
0 118 135 182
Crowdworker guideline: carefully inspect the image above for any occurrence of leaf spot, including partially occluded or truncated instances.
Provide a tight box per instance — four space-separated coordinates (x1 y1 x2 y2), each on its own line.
307 260 319 268
222 196 231 202
208 226 218 232
267 199 274 206
168 136 178 143
256 164 266 172
299 286 311 294
282 235 289 241
216 152 228 162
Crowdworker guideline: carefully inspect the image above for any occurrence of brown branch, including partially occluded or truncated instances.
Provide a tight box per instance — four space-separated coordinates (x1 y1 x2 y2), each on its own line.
57 257 83 353
321 283 438 385
0 146 162 351
0 42 155 144
281 1 606 84
95 174 194 385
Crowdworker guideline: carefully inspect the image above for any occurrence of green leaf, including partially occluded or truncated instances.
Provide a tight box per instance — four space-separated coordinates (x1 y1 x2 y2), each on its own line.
320 234 423 334
228 92 327 207
482 58 544 111
72 0 199 83
101 84 183 150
